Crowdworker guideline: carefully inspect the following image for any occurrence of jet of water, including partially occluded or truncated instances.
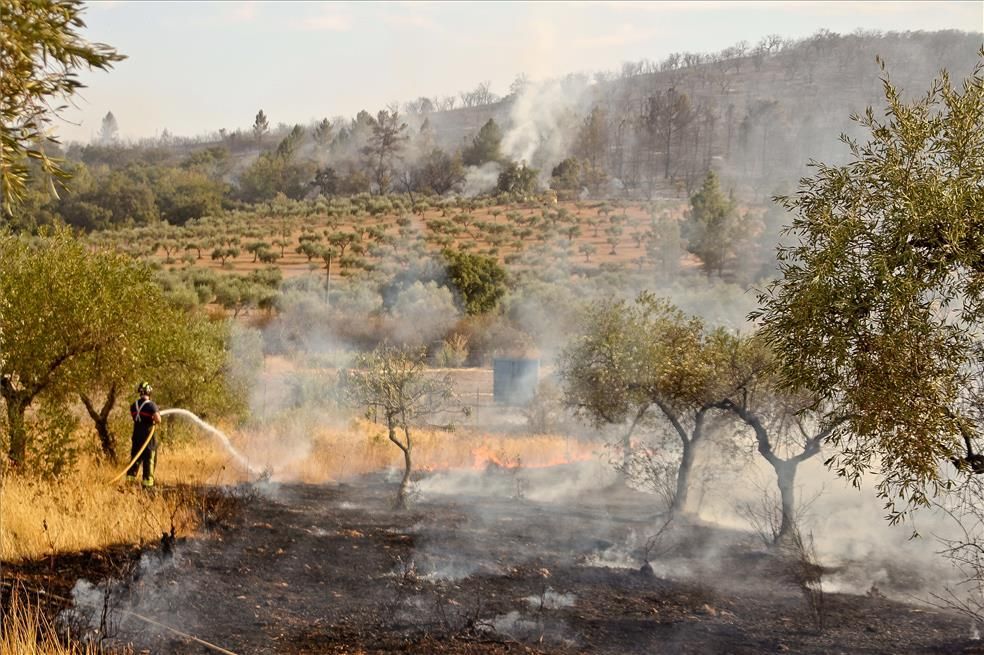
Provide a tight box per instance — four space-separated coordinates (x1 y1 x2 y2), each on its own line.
159 408 266 478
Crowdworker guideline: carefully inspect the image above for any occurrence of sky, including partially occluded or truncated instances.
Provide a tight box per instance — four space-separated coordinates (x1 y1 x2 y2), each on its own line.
61 0 983 143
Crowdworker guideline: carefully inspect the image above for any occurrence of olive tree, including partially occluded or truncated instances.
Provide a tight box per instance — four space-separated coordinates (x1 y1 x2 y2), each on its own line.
343 346 455 509
715 333 848 543
753 54 984 520
78 302 244 460
1 0 125 211
0 230 146 465
559 293 732 514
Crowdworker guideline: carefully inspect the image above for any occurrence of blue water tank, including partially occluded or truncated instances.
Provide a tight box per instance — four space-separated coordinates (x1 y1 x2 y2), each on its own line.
492 358 540 405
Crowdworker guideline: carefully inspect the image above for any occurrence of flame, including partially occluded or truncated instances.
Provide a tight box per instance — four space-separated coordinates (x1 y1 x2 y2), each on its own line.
470 441 594 471
193 422 598 484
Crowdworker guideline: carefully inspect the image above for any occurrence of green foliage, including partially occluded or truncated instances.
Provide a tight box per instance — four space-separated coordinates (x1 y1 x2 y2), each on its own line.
0 229 148 465
156 315 250 421
343 345 455 508
550 158 581 191
26 404 80 478
684 171 741 276
214 276 257 316
497 162 540 196
442 248 507 315
313 118 333 148
559 294 713 428
462 119 503 167
150 166 225 225
238 150 315 202
57 163 159 228
252 109 269 143
574 107 609 170
646 212 683 280
47 162 226 230
211 246 239 264
414 148 465 195
559 293 737 511
182 146 230 178
276 124 305 159
311 166 338 197
754 54 984 520
0 0 125 212
362 110 408 195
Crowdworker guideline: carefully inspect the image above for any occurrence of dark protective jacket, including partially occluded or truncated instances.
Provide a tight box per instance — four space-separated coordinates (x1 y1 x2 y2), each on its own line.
130 397 159 446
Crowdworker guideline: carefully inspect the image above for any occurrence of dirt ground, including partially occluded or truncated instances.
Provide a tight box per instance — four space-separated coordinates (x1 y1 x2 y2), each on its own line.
6 467 984 655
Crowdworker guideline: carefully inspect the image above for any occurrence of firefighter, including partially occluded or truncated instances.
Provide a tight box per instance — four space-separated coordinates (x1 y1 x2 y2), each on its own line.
126 381 161 487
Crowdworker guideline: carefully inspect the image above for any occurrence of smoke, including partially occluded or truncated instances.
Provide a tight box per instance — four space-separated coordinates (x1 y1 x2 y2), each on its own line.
501 75 593 175
462 161 502 196
524 589 576 609
61 545 191 647
696 453 964 599
387 280 460 347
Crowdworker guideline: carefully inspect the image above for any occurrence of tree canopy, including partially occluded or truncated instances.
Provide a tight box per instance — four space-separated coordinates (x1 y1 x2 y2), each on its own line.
442 249 507 316
462 119 503 167
0 229 148 464
753 53 984 520
684 171 743 276
0 0 124 212
344 346 454 508
559 293 732 512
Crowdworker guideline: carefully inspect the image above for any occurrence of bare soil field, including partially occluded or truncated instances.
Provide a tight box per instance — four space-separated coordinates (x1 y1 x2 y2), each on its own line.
7 467 981 654
154 199 703 281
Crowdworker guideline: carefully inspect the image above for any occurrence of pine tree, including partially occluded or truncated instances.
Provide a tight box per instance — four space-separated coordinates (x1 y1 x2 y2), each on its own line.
462 119 503 167
252 109 270 144
684 171 740 276
98 111 119 143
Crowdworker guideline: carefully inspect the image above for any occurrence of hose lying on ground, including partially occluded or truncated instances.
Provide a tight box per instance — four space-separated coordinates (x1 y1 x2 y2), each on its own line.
0 579 241 655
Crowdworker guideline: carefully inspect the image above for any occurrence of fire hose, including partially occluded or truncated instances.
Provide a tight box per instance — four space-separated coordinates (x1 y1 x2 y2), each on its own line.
108 425 157 485
0 579 240 655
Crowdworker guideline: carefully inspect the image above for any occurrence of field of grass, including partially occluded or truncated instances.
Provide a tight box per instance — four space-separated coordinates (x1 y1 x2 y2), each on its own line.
0 443 227 564
1 418 591 563
0 586 113 655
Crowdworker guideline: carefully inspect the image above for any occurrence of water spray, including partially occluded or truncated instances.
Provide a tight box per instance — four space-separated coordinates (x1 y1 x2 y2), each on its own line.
159 408 267 478
110 408 268 484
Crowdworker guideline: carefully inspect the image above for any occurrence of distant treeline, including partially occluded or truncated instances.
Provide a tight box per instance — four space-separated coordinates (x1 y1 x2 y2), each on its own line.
9 28 980 232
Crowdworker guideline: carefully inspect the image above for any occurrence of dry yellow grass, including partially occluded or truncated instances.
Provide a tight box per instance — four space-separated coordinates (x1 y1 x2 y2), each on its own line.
206 417 595 484
0 420 592 563
0 586 115 655
0 445 220 563
0 421 591 652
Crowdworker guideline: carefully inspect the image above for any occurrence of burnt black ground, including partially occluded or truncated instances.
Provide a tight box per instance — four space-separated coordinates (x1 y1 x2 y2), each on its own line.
40 469 982 655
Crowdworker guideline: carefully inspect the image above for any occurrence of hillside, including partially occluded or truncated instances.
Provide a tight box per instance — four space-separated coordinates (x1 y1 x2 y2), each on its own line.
44 28 981 231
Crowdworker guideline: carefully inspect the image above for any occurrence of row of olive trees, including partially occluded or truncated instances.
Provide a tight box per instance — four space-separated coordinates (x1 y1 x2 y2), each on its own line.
557 293 841 543
0 229 246 472
338 294 830 536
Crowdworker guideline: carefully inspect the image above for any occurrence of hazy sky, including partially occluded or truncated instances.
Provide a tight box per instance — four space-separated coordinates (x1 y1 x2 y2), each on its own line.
62 0 983 143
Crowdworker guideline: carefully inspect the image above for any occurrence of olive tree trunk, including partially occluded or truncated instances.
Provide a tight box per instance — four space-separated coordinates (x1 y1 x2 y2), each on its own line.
80 383 119 461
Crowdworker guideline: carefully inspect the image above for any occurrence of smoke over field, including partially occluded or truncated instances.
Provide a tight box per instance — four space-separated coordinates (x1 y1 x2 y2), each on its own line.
3 3 982 653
